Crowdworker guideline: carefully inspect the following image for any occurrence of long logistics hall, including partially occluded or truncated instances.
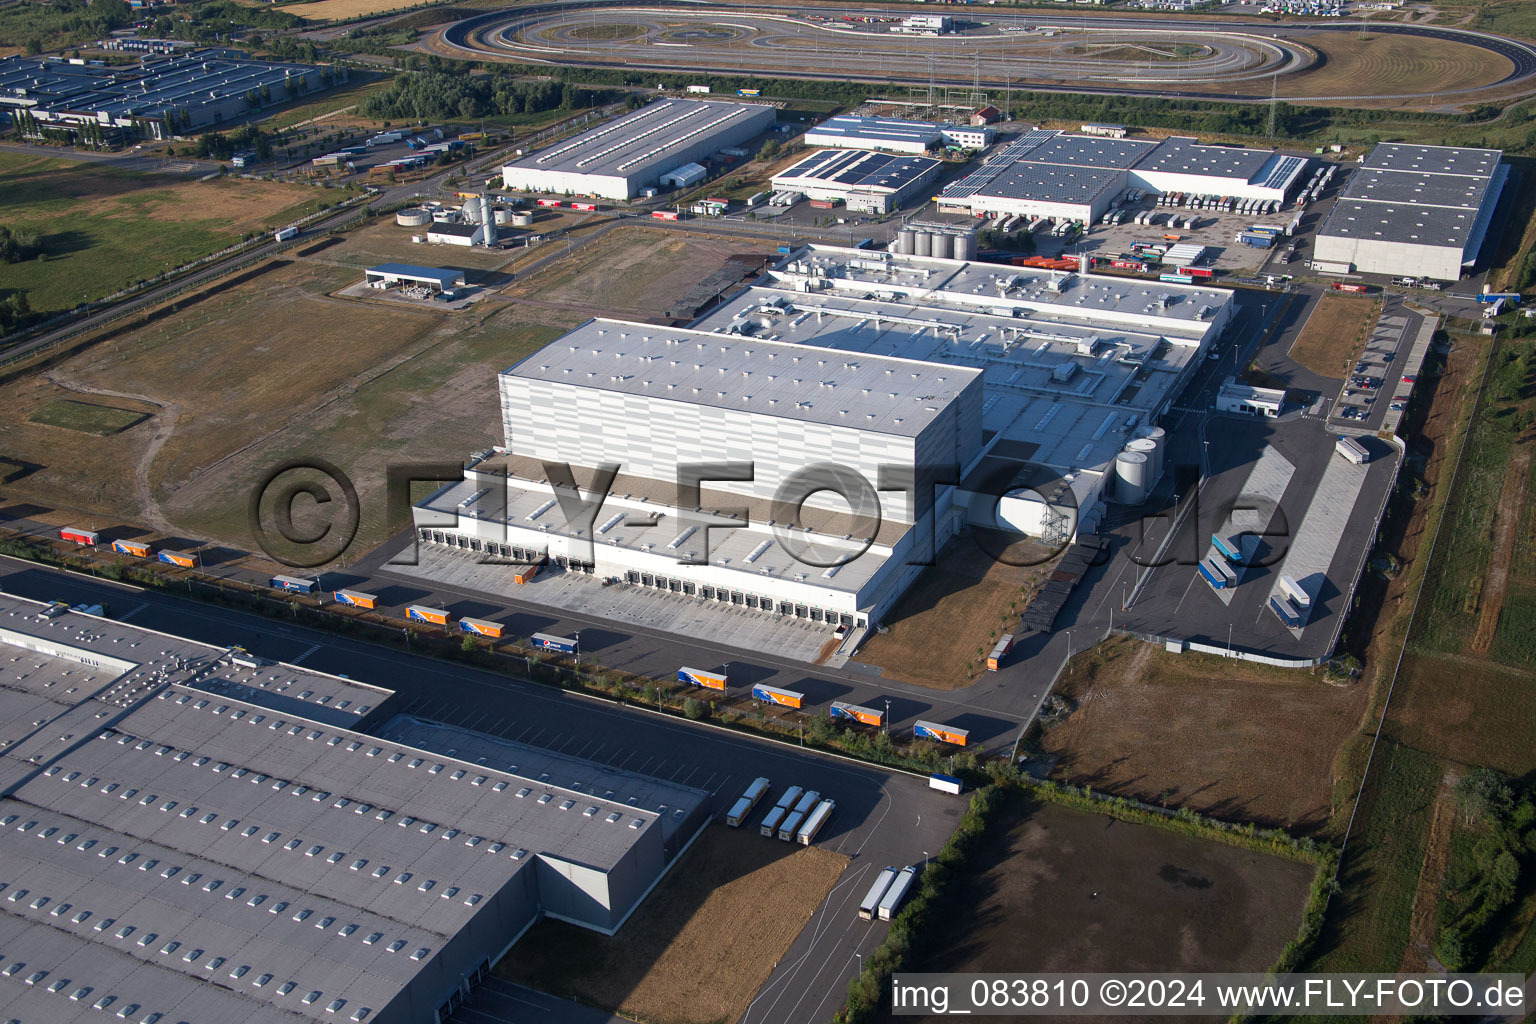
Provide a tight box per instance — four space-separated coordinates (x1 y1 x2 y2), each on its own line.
500 98 774 200
0 595 707 1023
414 245 1233 630
937 129 1307 224
1312 142 1506 281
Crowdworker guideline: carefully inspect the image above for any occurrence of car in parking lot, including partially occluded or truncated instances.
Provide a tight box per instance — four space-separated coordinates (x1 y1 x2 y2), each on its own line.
1343 388 1356 396
1389 401 1406 411
1402 374 1417 384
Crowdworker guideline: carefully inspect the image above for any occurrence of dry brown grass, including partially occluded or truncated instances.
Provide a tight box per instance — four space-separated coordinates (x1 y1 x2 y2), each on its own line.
289 0 428 20
855 534 1053 689
1037 635 1367 832
1288 295 1377 378
495 826 848 1024
1385 651 1536 776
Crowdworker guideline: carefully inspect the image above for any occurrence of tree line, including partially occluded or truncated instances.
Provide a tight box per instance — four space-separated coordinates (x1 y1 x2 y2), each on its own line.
357 70 624 122
0 0 129 54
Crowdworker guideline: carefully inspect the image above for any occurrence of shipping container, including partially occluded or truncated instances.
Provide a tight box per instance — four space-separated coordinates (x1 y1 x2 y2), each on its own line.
270 575 318 594
157 549 196 568
570 202 598 212
726 777 771 827
59 527 99 547
1178 266 1213 279
859 867 898 919
274 226 299 243
1238 232 1275 249
929 773 964 795
111 539 151 558
737 88 761 96
1279 574 1313 608
333 589 377 609
986 633 1015 671
797 799 835 845
1197 557 1233 591
1159 272 1190 284
1332 282 1367 293
406 605 451 626
913 720 969 746
830 700 884 727
1335 436 1370 465
878 865 918 920
459 617 504 638
759 805 786 837
777 810 804 841
527 634 574 656
651 210 680 221
513 563 541 585
678 666 728 691
751 684 804 709
762 786 802 835
792 790 821 817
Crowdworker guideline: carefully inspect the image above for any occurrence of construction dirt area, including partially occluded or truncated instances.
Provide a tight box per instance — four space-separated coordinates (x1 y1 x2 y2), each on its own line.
1036 635 1367 832
502 225 776 320
904 792 1315 1016
0 254 578 556
494 825 847 1024
1287 294 1378 378
856 535 1056 689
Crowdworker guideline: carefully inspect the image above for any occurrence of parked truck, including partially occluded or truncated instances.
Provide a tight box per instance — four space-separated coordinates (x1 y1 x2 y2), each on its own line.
761 786 803 837
830 700 885 728
859 867 898 919
797 799 835 845
726 777 771 827
878 865 919 921
986 633 1014 671
1197 556 1237 591
1335 435 1370 465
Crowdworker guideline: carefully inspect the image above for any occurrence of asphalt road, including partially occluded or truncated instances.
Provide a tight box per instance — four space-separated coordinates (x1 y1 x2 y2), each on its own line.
0 557 962 1024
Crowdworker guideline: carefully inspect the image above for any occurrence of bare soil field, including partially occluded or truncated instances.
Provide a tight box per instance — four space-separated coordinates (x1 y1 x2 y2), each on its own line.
504 226 776 318
1288 295 1377 378
495 825 847 1024
1037 636 1365 832
905 792 1313 1018
309 217 518 275
289 0 430 20
1217 32 1512 100
855 534 1055 689
0 256 577 555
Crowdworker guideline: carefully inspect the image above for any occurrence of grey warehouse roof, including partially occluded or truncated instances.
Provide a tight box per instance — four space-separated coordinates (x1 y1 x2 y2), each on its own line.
0 53 323 120
1318 142 1504 250
804 114 946 147
505 99 771 179
772 149 940 192
0 595 704 1023
502 318 982 439
366 264 463 286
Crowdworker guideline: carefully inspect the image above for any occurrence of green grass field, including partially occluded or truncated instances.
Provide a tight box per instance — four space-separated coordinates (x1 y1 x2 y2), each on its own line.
0 152 333 317
27 399 149 436
1314 741 1442 972
1490 582 1536 667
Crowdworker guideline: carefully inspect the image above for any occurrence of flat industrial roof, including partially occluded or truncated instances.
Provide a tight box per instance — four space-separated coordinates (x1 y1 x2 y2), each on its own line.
366 263 462 285
1318 142 1505 250
803 114 946 147
0 595 704 1022
501 318 981 440
504 99 772 180
0 53 323 120
772 149 940 193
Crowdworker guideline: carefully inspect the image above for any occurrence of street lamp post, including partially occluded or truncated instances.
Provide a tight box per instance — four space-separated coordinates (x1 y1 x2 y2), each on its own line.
1227 622 1234 656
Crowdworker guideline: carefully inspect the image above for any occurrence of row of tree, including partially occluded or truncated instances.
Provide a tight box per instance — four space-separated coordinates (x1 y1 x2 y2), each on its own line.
0 0 130 54
0 227 42 265
194 125 273 161
1434 768 1535 970
357 70 623 122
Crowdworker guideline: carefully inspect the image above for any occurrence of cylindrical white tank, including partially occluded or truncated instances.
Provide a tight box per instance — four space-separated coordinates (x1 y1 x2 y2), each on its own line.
914 231 932 257
897 228 915 254
1126 438 1159 487
396 207 431 227
953 232 977 262
1114 451 1149 505
931 233 953 259
459 202 480 224
511 211 534 227
493 207 514 225
480 196 497 245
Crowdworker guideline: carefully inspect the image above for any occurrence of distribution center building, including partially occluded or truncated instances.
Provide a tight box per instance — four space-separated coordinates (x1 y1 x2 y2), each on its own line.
938 129 1307 223
770 149 943 214
0 595 707 1023
803 114 993 154
500 99 774 200
414 245 1233 629
1312 142 1506 281
0 52 343 144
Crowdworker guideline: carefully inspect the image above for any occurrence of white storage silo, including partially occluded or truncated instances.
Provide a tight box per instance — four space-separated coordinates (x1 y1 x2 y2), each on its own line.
511 211 534 228
898 228 916 254
931 232 953 259
1114 450 1149 505
953 232 977 262
914 231 932 257
493 207 514 225
1126 437 1160 487
396 207 432 227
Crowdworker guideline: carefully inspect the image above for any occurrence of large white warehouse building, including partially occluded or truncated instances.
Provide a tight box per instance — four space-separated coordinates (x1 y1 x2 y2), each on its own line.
501 99 774 200
939 129 1307 223
415 247 1232 630
1313 142 1506 281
